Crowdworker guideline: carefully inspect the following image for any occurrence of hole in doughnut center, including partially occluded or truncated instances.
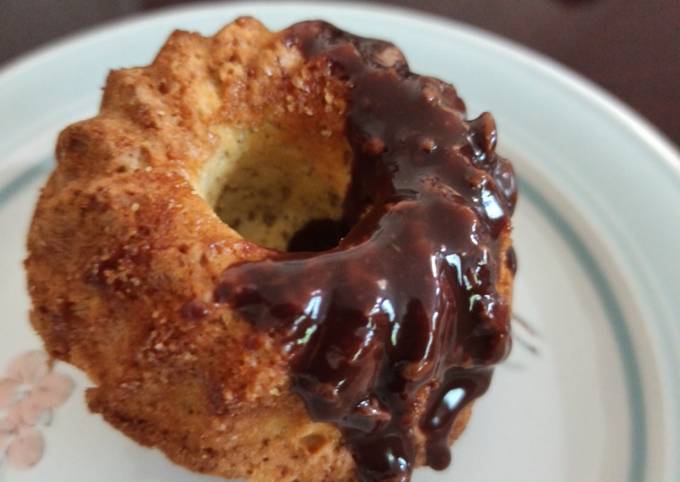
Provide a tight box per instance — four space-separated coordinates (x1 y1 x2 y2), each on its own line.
199 124 352 252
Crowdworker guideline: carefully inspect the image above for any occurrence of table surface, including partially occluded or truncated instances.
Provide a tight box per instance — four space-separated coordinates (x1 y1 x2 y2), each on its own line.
1 0 678 145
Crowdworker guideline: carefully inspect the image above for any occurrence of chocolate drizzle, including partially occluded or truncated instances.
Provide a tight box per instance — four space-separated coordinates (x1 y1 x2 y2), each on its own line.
214 21 517 482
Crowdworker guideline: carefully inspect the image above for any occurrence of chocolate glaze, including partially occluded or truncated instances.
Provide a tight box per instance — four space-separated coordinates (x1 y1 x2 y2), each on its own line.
214 21 517 482
287 218 348 252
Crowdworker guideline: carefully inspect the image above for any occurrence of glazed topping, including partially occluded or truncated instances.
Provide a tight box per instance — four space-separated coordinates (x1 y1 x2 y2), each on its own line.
214 21 516 482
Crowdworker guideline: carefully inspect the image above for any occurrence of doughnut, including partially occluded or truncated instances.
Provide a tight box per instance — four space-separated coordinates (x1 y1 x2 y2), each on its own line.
25 18 517 482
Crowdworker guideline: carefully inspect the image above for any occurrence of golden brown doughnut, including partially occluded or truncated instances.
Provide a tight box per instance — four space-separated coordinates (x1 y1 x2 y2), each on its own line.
26 17 516 482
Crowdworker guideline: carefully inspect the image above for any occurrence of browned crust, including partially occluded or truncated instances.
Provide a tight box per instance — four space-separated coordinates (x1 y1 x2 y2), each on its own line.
25 17 512 482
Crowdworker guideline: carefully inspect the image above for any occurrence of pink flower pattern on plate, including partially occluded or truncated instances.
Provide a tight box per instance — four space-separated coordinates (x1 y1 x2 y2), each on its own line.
0 351 74 470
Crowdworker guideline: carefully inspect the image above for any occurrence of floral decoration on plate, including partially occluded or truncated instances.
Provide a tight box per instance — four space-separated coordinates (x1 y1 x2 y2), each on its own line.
0 351 74 470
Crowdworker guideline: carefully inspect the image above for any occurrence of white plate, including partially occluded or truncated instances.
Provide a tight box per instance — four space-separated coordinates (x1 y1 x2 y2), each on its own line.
1 3 679 482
